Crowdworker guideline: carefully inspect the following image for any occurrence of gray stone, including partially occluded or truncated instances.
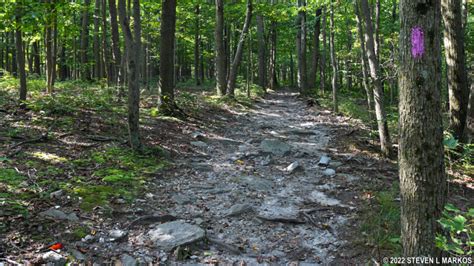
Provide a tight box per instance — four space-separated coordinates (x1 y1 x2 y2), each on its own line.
172 194 193 205
42 251 66 265
260 139 291 156
194 218 204 225
39 208 79 221
235 176 273 191
286 161 302 173
322 168 336 176
120 254 137 266
318 155 331 167
147 221 205 251
257 205 299 220
190 162 213 172
309 191 343 207
226 203 253 217
190 141 208 148
260 155 272 166
49 190 64 199
109 229 127 240
69 248 86 261
191 131 205 140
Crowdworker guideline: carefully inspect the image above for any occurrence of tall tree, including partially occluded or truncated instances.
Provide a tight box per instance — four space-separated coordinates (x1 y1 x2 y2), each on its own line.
308 7 322 90
226 0 253 97
442 0 470 142
118 0 142 150
320 6 327 94
215 0 226 96
360 0 391 156
80 0 91 80
329 0 337 112
194 4 201 86
268 0 277 91
109 0 122 85
354 0 373 113
296 0 307 93
399 0 446 257
93 0 101 79
158 0 178 114
45 0 56 93
15 1 27 103
256 13 266 90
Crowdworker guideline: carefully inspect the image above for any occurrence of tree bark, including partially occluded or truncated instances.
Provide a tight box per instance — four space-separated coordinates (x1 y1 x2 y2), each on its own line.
226 0 253 97
442 0 470 142
15 3 27 103
308 7 322 90
269 19 277 91
320 6 327 94
296 0 307 93
374 0 380 59
118 0 142 150
399 0 446 257
45 0 56 93
80 0 91 80
329 0 338 112
109 0 122 85
93 0 101 79
215 0 226 96
194 4 201 86
102 0 110 84
360 0 391 156
256 14 266 90
354 1 373 113
158 0 177 114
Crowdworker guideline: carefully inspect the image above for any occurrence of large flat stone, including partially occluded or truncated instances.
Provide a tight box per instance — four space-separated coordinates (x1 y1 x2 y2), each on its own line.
147 221 205 251
260 139 291 156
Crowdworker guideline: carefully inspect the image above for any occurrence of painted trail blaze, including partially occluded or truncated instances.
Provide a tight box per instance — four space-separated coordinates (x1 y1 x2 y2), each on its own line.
411 26 424 58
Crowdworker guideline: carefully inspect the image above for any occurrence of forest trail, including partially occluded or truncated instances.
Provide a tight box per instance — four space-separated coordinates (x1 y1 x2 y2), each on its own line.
110 91 368 264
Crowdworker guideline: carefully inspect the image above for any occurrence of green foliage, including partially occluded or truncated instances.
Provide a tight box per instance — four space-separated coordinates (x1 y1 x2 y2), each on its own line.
436 204 474 256
361 184 401 254
0 168 27 186
443 132 474 176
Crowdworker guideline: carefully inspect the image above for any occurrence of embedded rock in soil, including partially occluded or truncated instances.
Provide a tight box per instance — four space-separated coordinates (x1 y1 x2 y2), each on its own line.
260 139 291 156
39 208 79 221
147 221 205 251
235 175 274 191
226 203 254 217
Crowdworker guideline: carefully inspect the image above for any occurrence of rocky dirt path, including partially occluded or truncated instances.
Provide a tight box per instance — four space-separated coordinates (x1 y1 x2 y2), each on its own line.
131 91 362 265
70 91 366 265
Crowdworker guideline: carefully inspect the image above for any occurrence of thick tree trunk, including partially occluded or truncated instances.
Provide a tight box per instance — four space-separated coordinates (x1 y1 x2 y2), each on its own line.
109 0 122 85
15 4 27 103
360 0 391 156
226 0 252 97
399 0 446 257
158 0 177 114
296 0 307 93
118 0 142 150
194 4 201 86
374 0 380 59
354 1 373 113
93 0 101 79
464 84 473 142
308 7 322 90
256 14 266 90
442 0 470 142
329 0 338 112
215 0 226 96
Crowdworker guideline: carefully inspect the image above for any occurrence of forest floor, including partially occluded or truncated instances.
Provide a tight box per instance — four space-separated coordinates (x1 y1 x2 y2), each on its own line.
0 83 472 265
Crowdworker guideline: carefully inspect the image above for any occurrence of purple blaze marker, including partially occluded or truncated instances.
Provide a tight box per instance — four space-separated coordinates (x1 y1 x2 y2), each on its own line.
411 26 424 59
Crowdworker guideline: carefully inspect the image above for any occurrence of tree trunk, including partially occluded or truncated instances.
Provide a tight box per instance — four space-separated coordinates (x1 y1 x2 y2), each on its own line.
15 3 27 103
464 84 473 142
256 14 266 90
33 41 41 75
329 0 338 112
118 0 142 150
102 0 110 84
354 1 373 113
226 0 253 97
442 0 470 142
296 0 307 93
11 32 17 77
194 4 201 86
360 0 391 156
308 7 322 90
158 0 177 114
215 0 226 96
269 19 277 90
109 0 122 85
374 0 380 59
320 6 327 94
80 0 91 80
399 0 446 257
93 0 101 79
45 0 55 93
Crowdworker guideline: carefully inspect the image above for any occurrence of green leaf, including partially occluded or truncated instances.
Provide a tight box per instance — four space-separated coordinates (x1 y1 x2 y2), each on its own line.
452 215 467 232
445 203 460 213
